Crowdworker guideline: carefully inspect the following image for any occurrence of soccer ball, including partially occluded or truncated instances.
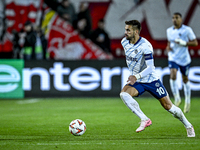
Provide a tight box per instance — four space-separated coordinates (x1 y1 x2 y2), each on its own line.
69 119 86 136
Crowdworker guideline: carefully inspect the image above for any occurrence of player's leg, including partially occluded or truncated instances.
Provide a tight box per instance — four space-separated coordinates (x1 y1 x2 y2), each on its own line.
158 95 195 137
180 64 191 113
182 75 190 113
169 61 181 106
120 85 149 120
120 85 151 132
145 79 194 137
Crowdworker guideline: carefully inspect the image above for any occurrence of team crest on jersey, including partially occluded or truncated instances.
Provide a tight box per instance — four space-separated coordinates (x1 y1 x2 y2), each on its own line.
135 49 138 54
155 82 160 87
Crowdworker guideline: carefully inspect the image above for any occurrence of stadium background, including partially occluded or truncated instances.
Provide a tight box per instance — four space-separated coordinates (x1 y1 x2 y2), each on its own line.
0 0 200 98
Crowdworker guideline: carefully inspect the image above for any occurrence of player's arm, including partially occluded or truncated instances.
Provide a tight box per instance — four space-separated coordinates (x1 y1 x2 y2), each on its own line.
166 29 172 52
187 39 198 46
166 41 172 52
175 27 198 47
135 53 155 79
175 38 198 46
127 53 154 85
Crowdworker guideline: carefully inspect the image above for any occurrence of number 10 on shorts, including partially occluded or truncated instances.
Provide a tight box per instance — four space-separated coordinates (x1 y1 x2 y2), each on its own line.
156 87 165 96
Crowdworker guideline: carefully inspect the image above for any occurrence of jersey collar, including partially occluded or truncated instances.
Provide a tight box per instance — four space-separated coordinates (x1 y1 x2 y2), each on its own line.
134 36 141 46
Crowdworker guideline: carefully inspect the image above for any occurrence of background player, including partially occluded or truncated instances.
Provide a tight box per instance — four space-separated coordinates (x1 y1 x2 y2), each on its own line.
120 20 195 137
166 12 198 113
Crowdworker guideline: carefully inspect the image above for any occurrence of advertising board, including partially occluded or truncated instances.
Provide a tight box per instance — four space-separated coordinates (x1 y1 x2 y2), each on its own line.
1 59 199 98
24 59 200 97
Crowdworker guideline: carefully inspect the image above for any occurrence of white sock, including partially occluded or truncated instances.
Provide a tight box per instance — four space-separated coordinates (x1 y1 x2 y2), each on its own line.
168 104 192 128
120 92 149 120
170 79 180 101
183 81 191 104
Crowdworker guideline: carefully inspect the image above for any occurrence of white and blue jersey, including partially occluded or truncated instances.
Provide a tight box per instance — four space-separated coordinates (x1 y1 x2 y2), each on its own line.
121 37 159 83
166 24 196 66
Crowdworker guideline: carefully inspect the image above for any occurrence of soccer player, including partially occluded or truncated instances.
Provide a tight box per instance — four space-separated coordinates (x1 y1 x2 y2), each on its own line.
120 20 195 137
166 12 198 113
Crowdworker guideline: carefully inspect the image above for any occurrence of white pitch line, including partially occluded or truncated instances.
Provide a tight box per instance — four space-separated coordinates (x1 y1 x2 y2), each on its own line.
17 99 40 104
45 142 197 145
68 142 198 145
0 142 198 146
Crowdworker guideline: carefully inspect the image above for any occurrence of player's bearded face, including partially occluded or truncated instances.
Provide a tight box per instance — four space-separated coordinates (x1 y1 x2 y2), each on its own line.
125 25 135 40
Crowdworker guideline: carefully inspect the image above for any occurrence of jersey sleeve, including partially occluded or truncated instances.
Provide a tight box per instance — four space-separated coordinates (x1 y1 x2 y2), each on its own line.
187 27 196 41
143 41 153 55
166 28 170 41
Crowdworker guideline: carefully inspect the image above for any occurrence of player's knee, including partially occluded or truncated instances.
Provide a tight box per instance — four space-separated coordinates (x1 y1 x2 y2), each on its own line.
120 92 126 100
163 103 172 110
159 96 172 110
183 79 188 83
170 74 176 80
120 92 130 101
170 69 177 80
120 92 127 104
182 76 188 83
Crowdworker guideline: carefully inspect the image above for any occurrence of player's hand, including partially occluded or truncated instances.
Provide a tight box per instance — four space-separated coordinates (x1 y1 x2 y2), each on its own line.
127 75 137 85
175 38 187 46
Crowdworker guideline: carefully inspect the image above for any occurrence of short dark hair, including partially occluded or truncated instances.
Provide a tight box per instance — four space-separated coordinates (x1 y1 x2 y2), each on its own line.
125 20 141 33
24 20 32 26
173 12 182 18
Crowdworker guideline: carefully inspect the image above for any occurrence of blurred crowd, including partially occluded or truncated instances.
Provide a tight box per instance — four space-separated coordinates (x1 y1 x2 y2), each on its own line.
12 21 48 60
0 0 114 60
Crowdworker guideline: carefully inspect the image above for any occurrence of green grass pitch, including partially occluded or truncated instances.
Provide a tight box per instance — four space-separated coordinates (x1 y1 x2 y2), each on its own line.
0 97 200 150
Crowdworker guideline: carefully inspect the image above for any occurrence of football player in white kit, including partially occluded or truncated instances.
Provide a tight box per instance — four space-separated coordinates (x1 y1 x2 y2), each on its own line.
166 12 198 113
120 20 195 137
